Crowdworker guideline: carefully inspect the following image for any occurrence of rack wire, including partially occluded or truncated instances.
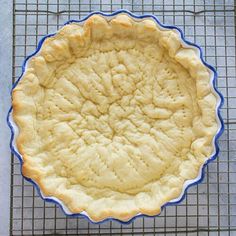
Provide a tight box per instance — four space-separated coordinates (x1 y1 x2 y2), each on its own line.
10 0 236 235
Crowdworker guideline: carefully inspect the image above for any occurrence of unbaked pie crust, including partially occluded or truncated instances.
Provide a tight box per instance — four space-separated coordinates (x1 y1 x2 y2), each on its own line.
12 14 218 221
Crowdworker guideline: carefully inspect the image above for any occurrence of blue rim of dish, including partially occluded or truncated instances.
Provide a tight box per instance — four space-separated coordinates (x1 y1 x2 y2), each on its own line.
7 9 224 224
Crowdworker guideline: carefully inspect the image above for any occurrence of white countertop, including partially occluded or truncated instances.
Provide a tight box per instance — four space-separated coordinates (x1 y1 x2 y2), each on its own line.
0 1 235 235
0 1 12 235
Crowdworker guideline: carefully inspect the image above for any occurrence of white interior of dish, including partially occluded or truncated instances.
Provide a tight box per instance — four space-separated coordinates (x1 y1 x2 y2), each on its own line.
10 12 223 223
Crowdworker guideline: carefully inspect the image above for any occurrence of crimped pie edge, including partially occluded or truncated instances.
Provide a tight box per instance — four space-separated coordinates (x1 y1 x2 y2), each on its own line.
8 10 224 223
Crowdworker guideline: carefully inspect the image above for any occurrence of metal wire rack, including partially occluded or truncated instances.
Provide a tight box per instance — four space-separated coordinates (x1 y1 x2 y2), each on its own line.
11 0 236 235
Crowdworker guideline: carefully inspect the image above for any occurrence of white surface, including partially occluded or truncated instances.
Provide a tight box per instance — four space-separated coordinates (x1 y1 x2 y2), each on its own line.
1 1 236 235
0 1 12 236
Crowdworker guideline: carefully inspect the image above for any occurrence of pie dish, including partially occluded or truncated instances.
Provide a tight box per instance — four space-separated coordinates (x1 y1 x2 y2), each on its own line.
8 10 224 223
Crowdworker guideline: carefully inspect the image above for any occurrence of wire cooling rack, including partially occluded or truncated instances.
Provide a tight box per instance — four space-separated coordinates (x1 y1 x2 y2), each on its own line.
11 0 236 235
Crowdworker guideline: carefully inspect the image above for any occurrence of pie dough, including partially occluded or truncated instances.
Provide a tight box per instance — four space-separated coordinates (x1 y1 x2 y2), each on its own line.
12 14 218 221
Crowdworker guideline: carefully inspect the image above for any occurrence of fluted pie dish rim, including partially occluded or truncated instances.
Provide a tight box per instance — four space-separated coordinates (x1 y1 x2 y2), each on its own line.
7 9 224 224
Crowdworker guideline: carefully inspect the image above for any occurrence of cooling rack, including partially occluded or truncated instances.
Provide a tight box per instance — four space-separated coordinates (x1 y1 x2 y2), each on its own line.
10 0 236 235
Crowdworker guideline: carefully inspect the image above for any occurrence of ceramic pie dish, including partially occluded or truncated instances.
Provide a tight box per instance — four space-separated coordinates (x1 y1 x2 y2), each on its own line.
8 10 224 223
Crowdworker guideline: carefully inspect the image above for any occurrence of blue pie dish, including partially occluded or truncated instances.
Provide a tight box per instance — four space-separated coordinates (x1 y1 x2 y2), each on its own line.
7 9 224 224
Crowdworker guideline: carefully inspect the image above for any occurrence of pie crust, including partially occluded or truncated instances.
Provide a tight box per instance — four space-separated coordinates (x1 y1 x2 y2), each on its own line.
12 14 219 222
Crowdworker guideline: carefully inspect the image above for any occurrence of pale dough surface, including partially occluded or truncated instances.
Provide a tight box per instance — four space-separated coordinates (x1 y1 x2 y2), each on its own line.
12 14 218 221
